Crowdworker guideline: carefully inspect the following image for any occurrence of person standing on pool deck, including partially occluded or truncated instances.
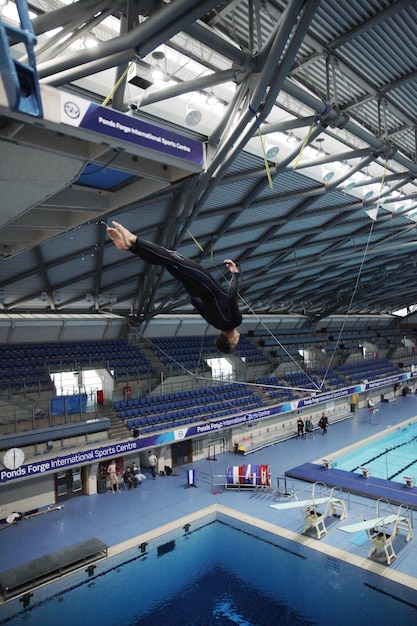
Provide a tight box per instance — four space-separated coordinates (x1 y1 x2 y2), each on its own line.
148 450 158 479
107 460 120 493
318 412 329 435
107 221 242 353
305 417 314 439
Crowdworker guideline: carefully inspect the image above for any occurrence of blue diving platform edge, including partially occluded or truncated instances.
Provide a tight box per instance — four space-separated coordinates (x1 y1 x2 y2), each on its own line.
285 462 417 509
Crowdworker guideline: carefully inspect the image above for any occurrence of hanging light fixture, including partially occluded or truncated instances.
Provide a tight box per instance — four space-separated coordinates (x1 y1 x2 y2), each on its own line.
82 34 98 49
322 165 335 181
206 91 218 106
150 51 165 82
363 186 374 200
343 178 356 191
315 138 325 157
185 103 202 126
286 132 299 145
265 139 279 160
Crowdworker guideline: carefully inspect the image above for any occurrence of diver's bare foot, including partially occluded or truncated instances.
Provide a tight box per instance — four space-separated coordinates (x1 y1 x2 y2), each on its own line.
107 221 137 250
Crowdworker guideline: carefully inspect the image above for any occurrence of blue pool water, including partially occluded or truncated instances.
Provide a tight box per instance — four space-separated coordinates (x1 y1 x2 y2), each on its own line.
0 511 416 626
332 419 417 481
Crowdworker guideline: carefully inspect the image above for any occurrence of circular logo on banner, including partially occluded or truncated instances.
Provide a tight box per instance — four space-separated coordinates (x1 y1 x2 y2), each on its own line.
177 430 185 439
64 101 81 119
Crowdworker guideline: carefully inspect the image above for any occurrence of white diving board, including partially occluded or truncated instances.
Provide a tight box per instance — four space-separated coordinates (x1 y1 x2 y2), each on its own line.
270 496 340 511
270 493 347 540
339 514 402 534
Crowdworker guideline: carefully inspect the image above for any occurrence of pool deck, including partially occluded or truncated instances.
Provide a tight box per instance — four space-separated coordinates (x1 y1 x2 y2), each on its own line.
1 394 417 604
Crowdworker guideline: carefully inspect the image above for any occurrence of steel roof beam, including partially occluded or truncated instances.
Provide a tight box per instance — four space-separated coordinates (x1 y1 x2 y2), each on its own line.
31 0 117 35
38 0 223 85
175 0 319 240
283 78 416 174
138 68 237 107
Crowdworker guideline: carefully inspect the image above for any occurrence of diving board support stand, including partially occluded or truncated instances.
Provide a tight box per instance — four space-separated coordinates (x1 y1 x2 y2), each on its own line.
339 505 413 565
302 494 347 539
367 512 413 564
302 506 328 539
367 527 396 565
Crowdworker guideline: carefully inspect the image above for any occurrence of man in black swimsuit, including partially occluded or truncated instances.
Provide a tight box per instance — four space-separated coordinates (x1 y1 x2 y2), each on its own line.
107 221 242 353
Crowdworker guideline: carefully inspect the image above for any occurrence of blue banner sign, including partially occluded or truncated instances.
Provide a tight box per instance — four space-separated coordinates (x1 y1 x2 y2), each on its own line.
1 373 411 483
60 94 205 167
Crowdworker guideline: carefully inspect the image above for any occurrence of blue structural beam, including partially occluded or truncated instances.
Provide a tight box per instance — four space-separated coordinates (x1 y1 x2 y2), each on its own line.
0 0 43 117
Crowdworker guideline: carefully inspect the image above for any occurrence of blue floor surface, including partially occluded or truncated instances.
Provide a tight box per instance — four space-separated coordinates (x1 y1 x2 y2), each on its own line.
1 395 417 582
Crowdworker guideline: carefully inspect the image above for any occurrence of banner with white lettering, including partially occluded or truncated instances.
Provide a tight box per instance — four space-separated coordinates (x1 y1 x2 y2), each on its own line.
60 94 205 167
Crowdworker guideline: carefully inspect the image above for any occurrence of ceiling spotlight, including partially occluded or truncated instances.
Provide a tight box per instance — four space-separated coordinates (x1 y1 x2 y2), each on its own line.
343 178 356 191
185 105 202 126
265 139 279 160
341 160 351 172
286 132 299 145
83 34 98 49
151 65 164 82
206 91 218 106
322 166 335 182
363 186 374 200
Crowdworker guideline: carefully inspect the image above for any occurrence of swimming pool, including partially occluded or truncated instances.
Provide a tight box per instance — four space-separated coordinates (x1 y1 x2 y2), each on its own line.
0 508 415 626
332 419 417 482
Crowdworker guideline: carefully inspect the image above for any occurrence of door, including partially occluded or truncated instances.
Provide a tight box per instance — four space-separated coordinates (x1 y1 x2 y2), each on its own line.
55 467 85 501
171 439 192 467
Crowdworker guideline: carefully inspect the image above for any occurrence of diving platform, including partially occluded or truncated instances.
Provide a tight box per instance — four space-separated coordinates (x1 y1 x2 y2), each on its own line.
285 462 417 509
